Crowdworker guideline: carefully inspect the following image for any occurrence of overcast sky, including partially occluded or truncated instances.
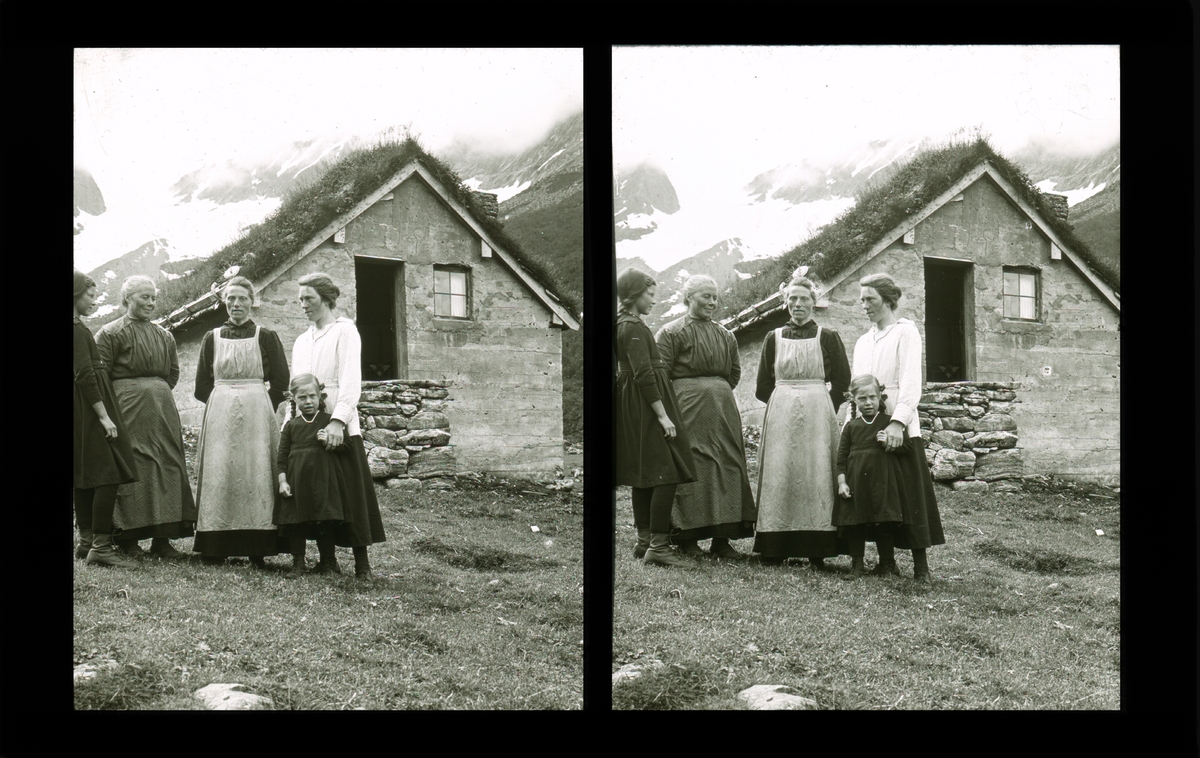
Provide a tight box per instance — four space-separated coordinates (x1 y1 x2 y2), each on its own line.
613 45 1119 203
75 48 583 197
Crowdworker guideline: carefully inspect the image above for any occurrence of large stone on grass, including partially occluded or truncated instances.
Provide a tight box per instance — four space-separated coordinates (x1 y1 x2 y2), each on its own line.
407 446 456 479
386 477 422 490
612 658 664 685
373 415 410 431
367 446 409 478
193 683 273 711
930 449 976 480
972 431 1018 449
974 414 1017 433
424 476 455 490
918 403 968 417
363 428 398 449
974 448 1024 481
399 429 452 447
930 430 966 451
991 480 1023 493
408 411 450 430
737 684 817 710
942 416 977 433
952 479 989 493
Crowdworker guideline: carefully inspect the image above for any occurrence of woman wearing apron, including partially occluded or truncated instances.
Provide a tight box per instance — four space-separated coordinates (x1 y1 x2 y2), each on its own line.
752 276 850 567
193 277 290 565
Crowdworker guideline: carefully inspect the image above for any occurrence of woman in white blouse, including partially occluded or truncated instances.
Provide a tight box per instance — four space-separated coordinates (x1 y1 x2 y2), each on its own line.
291 273 387 579
851 273 945 583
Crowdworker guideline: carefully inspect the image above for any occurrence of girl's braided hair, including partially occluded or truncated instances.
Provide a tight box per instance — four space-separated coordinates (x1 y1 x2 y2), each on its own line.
844 373 888 420
288 373 328 416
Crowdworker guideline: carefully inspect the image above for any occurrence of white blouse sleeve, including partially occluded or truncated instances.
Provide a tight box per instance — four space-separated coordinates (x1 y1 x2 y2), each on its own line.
891 324 924 429
331 322 362 427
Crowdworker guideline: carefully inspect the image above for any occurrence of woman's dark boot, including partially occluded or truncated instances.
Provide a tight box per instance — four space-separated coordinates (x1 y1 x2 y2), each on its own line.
75 529 93 560
314 537 340 575
116 539 146 559
709 538 741 561
633 528 651 560
643 534 691 568
248 556 267 569
149 537 186 561
353 546 372 580
842 556 867 581
676 539 704 558
87 533 137 568
808 557 828 571
912 548 931 584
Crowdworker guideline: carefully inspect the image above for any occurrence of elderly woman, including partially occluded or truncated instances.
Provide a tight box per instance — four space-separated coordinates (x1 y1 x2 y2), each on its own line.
614 268 696 568
192 276 290 565
851 273 945 582
74 271 138 568
753 275 851 567
95 275 196 560
289 272 386 579
655 274 756 560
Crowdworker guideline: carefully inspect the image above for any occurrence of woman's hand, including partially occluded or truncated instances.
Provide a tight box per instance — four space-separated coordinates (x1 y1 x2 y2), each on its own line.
279 481 292 498
884 421 905 453
838 479 851 499
658 413 677 440
100 415 118 440
323 419 345 449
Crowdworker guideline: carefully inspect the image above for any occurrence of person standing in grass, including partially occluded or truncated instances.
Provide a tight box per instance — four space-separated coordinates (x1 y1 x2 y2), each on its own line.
752 275 851 568
614 268 696 568
73 270 137 568
290 273 386 580
835 374 908 580
276 374 348 577
193 276 290 567
95 276 197 560
851 273 945 583
655 274 756 560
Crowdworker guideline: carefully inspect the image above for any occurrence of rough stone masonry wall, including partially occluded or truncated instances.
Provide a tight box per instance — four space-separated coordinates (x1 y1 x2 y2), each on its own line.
358 379 456 490
919 380 1025 492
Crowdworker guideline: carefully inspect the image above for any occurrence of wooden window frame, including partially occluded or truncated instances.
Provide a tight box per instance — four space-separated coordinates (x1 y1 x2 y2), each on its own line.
1001 266 1040 322
433 264 471 320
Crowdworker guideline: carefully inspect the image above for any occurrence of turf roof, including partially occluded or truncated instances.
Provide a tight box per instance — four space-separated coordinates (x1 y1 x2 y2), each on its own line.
720 136 1121 319
154 136 580 324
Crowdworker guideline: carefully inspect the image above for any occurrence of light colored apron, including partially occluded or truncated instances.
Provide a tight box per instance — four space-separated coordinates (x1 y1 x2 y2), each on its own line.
195 326 280 532
756 326 839 533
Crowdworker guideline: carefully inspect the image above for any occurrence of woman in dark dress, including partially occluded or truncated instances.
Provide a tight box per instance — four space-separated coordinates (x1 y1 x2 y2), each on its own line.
614 268 696 568
655 274 755 560
95 276 196 559
753 275 851 567
73 270 137 568
193 276 290 566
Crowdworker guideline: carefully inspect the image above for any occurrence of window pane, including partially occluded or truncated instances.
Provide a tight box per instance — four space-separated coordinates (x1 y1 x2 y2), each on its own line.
1003 296 1018 319
450 271 466 296
451 294 466 318
1003 271 1018 295
435 293 450 316
1019 273 1036 297
435 269 449 294
1019 297 1035 320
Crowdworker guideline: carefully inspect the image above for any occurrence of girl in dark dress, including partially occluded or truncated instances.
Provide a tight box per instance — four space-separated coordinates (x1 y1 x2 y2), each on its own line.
834 374 907 580
73 270 137 568
614 268 696 568
276 374 349 576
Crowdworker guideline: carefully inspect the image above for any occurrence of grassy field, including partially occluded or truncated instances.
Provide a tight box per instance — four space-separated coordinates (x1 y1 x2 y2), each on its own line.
74 468 583 710
612 475 1120 710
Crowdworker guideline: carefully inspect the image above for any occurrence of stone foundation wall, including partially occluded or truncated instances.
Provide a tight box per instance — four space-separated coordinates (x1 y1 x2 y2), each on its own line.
358 379 456 490
919 381 1025 493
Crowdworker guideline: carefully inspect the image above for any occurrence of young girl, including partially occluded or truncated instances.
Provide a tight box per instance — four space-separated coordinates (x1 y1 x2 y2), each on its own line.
275 374 349 576
833 374 908 580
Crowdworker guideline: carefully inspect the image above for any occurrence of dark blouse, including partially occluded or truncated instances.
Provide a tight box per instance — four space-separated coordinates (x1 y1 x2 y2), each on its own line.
74 319 105 406
655 314 741 387
95 315 180 387
755 318 850 411
194 318 290 409
615 312 663 405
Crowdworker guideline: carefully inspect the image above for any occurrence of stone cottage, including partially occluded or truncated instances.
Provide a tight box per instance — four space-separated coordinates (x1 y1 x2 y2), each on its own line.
154 139 580 476
720 140 1119 484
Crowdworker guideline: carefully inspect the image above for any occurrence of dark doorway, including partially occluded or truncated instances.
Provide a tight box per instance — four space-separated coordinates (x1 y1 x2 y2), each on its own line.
923 259 973 382
354 258 406 380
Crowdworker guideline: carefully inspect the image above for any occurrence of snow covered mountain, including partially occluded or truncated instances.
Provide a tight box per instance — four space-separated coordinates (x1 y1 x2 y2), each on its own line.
1013 141 1120 206
614 162 681 243
441 111 582 203
171 135 352 205
618 238 758 332
73 167 106 219
83 239 172 325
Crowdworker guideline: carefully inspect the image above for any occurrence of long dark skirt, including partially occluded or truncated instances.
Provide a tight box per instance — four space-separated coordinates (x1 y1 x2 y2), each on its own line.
864 438 945 550
331 436 386 547
614 368 696 489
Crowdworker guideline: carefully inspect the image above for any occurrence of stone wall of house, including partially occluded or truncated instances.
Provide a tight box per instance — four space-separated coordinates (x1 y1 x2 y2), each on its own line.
358 379 456 490
731 176 1119 484
918 381 1025 492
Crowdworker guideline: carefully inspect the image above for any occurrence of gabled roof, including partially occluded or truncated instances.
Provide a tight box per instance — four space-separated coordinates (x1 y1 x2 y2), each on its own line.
719 138 1120 334
155 138 579 332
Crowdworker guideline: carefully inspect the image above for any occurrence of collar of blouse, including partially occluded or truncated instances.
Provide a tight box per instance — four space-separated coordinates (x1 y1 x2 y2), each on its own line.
786 317 816 330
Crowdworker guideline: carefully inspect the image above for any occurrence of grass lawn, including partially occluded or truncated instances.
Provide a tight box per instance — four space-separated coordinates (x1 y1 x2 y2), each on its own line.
74 468 583 710
612 475 1120 710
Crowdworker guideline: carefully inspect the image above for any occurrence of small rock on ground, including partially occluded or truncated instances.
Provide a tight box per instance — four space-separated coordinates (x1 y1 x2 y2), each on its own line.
737 684 818 710
193 683 274 710
73 659 118 683
612 658 664 685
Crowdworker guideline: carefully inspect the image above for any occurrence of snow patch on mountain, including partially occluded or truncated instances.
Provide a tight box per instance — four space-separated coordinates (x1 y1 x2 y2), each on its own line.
537 149 564 172
1034 180 1107 207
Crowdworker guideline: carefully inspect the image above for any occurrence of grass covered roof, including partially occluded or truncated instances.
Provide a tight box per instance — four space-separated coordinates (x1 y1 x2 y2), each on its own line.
721 136 1121 318
155 136 580 324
